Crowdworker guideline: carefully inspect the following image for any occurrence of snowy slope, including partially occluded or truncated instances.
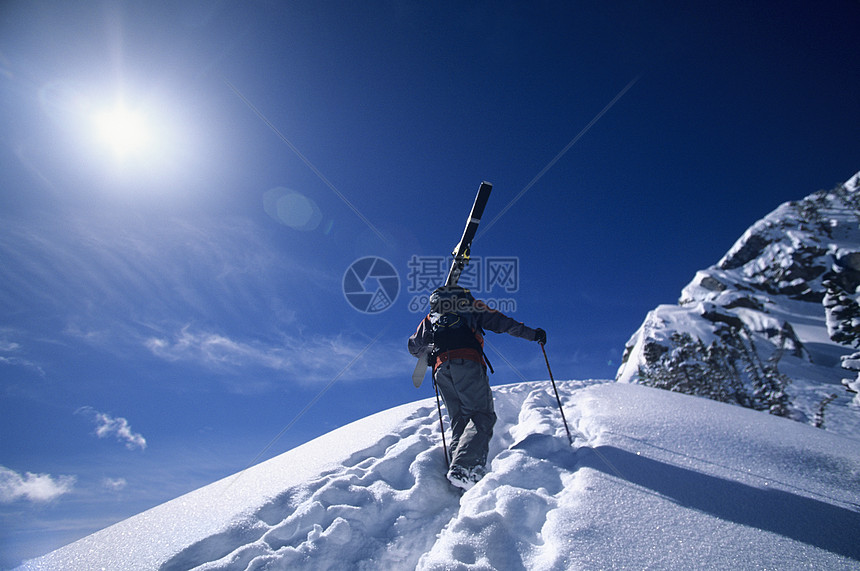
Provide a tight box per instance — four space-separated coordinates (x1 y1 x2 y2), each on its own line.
617 172 860 435
20 381 860 570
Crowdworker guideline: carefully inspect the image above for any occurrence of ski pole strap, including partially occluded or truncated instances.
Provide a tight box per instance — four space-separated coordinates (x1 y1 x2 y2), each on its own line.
481 349 495 374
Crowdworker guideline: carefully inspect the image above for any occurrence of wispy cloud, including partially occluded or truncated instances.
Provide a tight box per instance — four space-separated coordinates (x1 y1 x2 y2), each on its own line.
0 466 76 503
0 338 21 352
145 326 290 370
144 325 412 386
0 331 45 376
0 355 45 376
101 477 127 492
0 213 313 336
76 407 147 450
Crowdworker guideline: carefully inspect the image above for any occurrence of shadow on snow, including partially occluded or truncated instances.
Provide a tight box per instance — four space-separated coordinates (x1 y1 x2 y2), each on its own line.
580 445 860 561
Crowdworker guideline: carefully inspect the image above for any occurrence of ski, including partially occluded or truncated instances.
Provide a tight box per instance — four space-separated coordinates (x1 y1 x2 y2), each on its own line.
446 181 493 286
413 181 493 388
412 347 431 387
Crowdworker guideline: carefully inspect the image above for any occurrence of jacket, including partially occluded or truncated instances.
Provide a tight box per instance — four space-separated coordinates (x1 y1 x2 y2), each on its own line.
408 299 539 371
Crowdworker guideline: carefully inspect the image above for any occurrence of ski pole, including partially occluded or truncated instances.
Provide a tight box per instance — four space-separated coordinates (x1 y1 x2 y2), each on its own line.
541 342 573 446
433 378 450 467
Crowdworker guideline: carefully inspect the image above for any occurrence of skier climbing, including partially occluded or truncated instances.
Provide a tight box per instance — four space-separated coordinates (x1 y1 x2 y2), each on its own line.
408 285 546 490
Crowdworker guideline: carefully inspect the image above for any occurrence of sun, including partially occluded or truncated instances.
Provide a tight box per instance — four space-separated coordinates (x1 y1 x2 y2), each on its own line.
94 104 150 158
84 92 183 183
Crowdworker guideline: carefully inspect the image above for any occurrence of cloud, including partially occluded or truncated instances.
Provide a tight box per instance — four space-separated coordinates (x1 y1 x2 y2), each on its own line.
0 355 44 375
0 331 45 376
0 339 21 352
0 213 309 333
145 326 289 370
144 325 415 384
0 466 76 503
102 477 127 492
76 407 147 450
144 325 413 387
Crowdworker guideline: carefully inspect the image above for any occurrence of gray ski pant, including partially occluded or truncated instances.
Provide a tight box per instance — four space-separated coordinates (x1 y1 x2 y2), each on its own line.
433 358 496 472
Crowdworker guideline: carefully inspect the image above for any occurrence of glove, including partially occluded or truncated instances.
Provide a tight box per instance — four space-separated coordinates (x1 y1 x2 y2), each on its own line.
534 328 546 345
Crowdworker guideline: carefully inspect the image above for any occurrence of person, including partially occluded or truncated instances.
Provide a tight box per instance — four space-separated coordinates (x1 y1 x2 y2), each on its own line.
408 285 546 490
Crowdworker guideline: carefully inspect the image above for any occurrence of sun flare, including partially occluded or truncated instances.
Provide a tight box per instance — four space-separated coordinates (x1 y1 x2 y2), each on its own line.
95 104 150 157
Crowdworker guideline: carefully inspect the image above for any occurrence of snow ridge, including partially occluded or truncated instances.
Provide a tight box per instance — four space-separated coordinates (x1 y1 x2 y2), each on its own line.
22 380 860 570
154 382 593 570
163 403 467 570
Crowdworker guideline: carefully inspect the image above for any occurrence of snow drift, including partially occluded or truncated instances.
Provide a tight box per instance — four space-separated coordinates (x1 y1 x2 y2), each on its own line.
20 381 860 570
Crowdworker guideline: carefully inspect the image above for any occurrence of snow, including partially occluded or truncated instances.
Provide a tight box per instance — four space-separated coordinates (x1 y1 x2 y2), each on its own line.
620 173 860 429
19 380 860 570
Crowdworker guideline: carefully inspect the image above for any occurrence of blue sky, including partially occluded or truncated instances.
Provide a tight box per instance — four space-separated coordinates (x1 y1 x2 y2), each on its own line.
1 0 859 565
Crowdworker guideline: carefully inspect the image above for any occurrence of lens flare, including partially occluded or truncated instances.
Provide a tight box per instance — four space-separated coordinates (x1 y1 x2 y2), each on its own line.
263 187 323 231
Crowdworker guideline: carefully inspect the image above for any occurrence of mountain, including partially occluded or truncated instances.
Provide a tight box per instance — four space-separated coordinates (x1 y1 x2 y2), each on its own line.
19 380 860 570
617 172 860 437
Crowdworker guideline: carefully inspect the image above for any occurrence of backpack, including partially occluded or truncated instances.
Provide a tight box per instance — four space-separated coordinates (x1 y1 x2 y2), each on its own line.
429 286 482 353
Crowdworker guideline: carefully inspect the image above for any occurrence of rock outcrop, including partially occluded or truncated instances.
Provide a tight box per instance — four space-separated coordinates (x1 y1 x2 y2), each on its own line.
617 172 860 431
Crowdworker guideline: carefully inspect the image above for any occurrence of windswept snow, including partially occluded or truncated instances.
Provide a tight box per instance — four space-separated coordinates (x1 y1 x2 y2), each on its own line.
20 380 860 570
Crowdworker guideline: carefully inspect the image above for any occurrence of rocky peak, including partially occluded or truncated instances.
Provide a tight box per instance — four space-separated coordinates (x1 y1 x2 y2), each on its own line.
617 172 860 435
